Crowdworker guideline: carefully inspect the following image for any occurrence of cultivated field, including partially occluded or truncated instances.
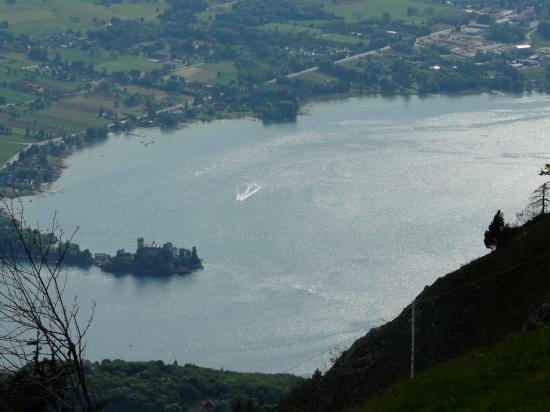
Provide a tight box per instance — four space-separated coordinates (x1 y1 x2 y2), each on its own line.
19 94 143 132
171 61 237 85
324 0 453 23
0 0 169 36
0 141 25 165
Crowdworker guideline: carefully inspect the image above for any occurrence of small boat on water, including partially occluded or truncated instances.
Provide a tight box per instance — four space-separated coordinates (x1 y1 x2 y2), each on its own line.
236 183 262 202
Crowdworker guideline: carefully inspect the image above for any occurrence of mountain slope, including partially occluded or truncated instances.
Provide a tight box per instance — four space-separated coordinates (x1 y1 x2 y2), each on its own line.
279 214 550 411
349 324 550 412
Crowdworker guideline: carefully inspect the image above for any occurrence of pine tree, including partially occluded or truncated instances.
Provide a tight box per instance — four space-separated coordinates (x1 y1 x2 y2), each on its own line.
529 182 550 215
484 210 507 250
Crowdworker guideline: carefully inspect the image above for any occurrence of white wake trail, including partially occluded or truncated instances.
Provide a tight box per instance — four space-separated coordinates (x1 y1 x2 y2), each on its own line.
236 183 262 202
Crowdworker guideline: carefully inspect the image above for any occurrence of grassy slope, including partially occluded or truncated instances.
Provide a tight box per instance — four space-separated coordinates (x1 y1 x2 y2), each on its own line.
278 214 550 411
350 325 550 412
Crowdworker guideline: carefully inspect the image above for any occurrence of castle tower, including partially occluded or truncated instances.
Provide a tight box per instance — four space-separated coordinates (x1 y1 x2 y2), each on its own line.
137 237 144 250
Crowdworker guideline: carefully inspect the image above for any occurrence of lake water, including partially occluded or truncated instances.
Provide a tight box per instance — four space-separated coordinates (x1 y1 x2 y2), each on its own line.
23 93 550 375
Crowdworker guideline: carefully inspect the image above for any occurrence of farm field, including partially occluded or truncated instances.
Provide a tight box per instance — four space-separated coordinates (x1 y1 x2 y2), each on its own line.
0 141 25 165
324 0 453 23
95 54 161 73
170 61 239 85
321 33 370 46
297 70 338 83
201 61 238 85
0 88 35 105
19 94 143 132
49 47 161 73
260 23 323 36
0 128 41 144
0 0 169 36
0 52 38 70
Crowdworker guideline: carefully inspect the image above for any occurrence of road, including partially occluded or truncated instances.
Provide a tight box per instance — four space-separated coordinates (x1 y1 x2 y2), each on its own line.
527 21 539 41
271 27 454 83
1 136 64 170
268 45 392 83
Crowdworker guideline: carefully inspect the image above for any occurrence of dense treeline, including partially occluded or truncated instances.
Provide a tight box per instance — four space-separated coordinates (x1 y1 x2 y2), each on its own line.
486 23 526 43
87 359 302 412
215 0 332 26
0 212 93 266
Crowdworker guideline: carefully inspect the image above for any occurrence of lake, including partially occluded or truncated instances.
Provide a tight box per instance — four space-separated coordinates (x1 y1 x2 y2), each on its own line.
24 93 550 375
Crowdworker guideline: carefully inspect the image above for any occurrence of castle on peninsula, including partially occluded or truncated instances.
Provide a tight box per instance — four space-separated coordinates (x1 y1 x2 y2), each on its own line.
94 237 202 276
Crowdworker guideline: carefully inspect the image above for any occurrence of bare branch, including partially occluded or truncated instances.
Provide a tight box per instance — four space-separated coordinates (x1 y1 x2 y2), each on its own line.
0 195 97 411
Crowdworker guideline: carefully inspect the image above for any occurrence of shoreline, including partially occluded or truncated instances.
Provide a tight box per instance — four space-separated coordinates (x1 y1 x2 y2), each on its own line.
2 88 541 198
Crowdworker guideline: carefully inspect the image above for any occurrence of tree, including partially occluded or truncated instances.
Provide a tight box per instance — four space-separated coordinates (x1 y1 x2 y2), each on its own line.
0 197 99 411
529 181 550 215
483 210 509 250
538 20 550 40
539 163 550 176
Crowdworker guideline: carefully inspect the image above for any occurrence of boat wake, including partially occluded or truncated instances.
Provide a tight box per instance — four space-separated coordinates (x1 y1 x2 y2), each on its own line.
236 183 262 202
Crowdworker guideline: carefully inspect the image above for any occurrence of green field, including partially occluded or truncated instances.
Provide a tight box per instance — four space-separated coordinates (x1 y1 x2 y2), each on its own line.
523 65 546 82
170 60 238 85
95 54 161 73
530 32 550 49
260 22 323 36
321 33 370 45
325 0 453 23
260 23 368 46
49 47 161 73
298 70 338 83
349 325 550 412
0 52 38 70
53 48 108 66
0 141 25 165
0 128 40 144
202 60 238 85
33 76 84 92
0 0 168 36
0 88 34 105
19 93 143 132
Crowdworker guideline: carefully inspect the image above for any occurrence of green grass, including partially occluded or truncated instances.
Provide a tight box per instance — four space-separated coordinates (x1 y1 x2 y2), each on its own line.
33 75 84 92
0 88 34 104
95 53 161 73
48 47 160 73
523 66 546 82
0 129 40 144
18 93 144 132
325 0 454 23
202 60 238 85
196 8 217 22
52 48 107 66
298 70 338 83
530 33 550 48
172 63 218 83
20 108 109 132
0 0 168 36
349 325 550 412
321 33 369 46
260 22 323 36
0 52 37 70
0 141 24 165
